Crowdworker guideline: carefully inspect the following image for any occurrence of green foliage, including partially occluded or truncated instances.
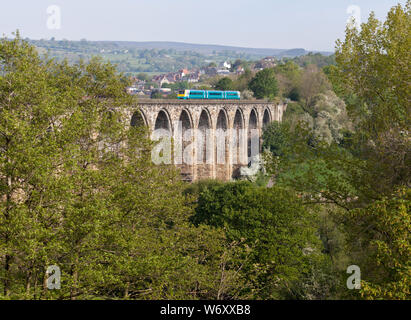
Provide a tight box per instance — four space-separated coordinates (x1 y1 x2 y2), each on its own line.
136 72 150 81
298 65 331 109
287 52 336 68
167 92 178 99
1 1 408 301
151 91 164 99
183 179 223 197
215 77 234 90
282 102 306 120
345 188 410 300
273 91 352 148
191 181 327 299
333 2 410 200
233 69 254 92
262 122 292 157
335 2 410 135
161 81 190 90
248 68 279 99
287 87 301 101
274 61 302 99
0 34 237 300
262 2 411 300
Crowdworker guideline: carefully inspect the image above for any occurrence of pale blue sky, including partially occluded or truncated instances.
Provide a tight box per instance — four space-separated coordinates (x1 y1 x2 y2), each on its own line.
0 0 406 51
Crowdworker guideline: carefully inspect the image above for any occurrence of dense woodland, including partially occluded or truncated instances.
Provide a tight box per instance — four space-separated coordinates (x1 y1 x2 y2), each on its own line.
0 2 409 299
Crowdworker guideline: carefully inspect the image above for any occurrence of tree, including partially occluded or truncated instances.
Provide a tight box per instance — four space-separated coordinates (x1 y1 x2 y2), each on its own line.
262 122 292 157
345 188 410 300
233 69 254 92
332 1 411 201
298 64 331 110
287 87 301 101
335 3 410 136
231 59 244 71
151 91 164 99
263 2 411 300
333 2 411 299
274 61 302 99
191 181 326 299
136 72 150 81
248 68 279 99
215 77 233 90
0 34 234 300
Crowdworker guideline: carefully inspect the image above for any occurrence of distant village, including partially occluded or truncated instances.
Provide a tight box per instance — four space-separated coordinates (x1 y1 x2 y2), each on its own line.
126 57 278 98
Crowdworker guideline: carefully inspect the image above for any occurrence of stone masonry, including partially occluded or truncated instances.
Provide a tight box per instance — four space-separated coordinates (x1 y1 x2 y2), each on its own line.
123 99 286 182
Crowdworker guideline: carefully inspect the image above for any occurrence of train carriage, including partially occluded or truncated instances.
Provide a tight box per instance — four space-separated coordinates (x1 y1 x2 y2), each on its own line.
178 90 241 100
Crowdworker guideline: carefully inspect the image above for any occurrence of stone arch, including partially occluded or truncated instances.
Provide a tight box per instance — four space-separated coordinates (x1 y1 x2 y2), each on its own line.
130 109 148 128
179 108 194 129
197 109 212 164
176 109 194 181
196 109 212 179
263 108 272 129
232 108 245 178
154 109 172 132
248 108 259 165
151 109 173 165
215 108 229 180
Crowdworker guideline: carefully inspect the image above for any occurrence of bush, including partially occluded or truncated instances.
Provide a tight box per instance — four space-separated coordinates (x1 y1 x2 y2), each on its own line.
192 181 324 299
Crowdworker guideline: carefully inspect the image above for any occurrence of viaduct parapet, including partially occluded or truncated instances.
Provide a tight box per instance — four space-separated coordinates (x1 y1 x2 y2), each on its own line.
124 99 286 181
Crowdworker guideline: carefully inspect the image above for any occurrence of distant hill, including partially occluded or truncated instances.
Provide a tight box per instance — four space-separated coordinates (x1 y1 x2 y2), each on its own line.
30 39 333 58
92 41 333 57
27 39 334 74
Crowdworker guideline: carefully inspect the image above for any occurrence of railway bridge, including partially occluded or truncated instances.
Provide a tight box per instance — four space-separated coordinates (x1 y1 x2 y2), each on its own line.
124 99 287 182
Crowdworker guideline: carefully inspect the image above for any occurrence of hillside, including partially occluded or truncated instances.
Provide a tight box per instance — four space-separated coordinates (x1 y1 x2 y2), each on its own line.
28 39 333 74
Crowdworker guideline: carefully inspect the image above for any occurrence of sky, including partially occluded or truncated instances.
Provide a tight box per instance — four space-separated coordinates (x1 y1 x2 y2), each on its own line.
0 0 406 51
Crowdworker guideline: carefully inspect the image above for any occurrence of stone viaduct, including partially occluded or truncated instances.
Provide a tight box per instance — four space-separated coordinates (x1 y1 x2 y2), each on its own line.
124 99 286 182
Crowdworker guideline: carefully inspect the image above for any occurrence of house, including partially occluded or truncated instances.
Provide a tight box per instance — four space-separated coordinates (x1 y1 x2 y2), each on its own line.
126 87 138 94
204 67 217 76
217 69 230 75
262 56 276 62
186 72 200 83
179 69 190 78
152 75 171 87
223 61 231 69
254 57 277 70
235 66 245 74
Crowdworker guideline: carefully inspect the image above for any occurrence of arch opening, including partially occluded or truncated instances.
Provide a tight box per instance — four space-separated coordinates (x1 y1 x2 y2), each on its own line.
131 110 146 128
263 109 271 129
154 110 171 132
248 109 258 165
197 110 211 165
177 109 194 181
215 109 229 180
232 109 245 178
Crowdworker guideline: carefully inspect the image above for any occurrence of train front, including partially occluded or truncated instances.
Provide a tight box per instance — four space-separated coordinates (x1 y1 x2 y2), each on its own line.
178 90 189 99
